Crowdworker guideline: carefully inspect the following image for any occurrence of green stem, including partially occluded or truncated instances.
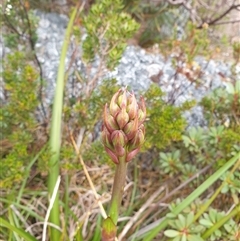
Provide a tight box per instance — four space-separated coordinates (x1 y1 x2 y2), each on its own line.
48 7 78 240
108 156 128 225
119 159 138 231
102 156 128 241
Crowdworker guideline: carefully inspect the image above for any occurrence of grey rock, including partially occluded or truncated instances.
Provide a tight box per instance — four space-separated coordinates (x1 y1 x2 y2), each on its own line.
2 10 240 128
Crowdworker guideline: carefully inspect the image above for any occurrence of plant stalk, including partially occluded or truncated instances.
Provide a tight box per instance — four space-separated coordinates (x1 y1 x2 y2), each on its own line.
102 156 128 240
109 156 128 225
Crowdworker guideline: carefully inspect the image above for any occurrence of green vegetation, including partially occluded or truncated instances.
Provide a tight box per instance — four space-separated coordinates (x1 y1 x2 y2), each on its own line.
1 0 239 241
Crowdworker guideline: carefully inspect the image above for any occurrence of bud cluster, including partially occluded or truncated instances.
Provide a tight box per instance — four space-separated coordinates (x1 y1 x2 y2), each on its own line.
102 88 146 164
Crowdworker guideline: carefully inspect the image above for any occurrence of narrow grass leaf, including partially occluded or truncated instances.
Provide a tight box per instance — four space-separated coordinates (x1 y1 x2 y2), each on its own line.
0 217 38 241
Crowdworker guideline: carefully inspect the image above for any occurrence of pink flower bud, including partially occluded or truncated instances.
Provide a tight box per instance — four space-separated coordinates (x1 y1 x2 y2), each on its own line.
111 130 127 157
109 90 121 117
126 148 140 162
111 130 128 147
138 96 146 125
127 92 138 119
123 118 138 140
101 126 113 149
104 104 119 132
129 127 145 151
102 89 146 164
139 124 145 136
111 130 128 157
105 147 119 164
117 89 127 108
115 145 126 157
116 106 129 129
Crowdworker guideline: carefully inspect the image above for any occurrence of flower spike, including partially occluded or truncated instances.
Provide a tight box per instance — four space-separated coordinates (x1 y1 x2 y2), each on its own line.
102 88 146 164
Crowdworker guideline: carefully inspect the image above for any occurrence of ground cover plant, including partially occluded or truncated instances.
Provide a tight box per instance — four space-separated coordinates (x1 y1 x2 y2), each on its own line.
1 0 240 241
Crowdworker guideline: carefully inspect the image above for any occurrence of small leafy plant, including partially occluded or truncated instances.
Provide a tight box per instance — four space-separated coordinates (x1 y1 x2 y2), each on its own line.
165 212 205 241
82 0 140 69
0 52 39 188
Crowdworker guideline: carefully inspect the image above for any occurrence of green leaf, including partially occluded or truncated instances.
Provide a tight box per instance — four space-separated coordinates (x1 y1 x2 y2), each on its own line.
225 83 235 94
199 219 213 227
188 234 204 241
181 234 187 241
193 225 205 233
102 217 117 240
178 214 186 227
164 229 180 237
173 150 180 159
186 212 194 227
215 229 221 237
235 80 240 93
182 136 191 147
160 152 168 160
0 217 38 241
175 219 184 230
48 6 79 240
221 185 229 193
173 236 182 241
209 209 217 223
223 223 232 233
166 213 177 219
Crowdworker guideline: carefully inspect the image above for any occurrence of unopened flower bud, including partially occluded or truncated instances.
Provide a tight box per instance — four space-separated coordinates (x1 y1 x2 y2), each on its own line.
105 147 119 164
117 89 127 108
102 88 146 164
101 126 113 150
129 127 145 151
111 130 127 157
127 93 138 119
126 148 140 162
139 124 145 136
104 104 119 132
116 106 129 129
123 118 138 140
109 90 121 117
138 96 146 125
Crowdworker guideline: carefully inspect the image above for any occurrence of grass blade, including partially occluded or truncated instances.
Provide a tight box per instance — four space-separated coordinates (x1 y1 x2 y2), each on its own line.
0 217 38 241
47 6 79 240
